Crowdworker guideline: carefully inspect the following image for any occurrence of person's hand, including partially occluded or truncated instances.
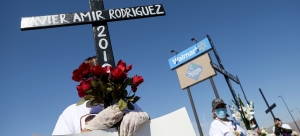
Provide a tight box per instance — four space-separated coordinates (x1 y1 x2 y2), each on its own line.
120 111 149 136
277 121 282 128
85 104 125 130
275 120 281 127
257 128 261 136
81 128 91 133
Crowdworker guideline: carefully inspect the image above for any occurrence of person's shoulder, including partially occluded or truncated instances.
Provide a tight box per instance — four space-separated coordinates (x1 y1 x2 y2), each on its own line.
210 119 218 126
282 124 292 129
62 101 90 114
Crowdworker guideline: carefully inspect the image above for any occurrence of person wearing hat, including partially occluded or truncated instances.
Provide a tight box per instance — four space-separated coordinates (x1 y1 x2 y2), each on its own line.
209 98 246 136
272 117 293 136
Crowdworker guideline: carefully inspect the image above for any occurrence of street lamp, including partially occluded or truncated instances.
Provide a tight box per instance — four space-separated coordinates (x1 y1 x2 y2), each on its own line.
278 95 300 132
170 50 178 64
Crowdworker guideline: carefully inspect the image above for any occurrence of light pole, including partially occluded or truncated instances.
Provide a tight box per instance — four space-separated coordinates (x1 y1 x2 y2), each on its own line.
278 95 300 132
296 108 300 121
296 108 300 114
170 49 204 136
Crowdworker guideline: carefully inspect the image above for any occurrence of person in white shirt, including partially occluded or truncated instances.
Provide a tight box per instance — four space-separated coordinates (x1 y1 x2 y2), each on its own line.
209 98 246 136
52 56 149 136
52 101 145 135
272 118 293 136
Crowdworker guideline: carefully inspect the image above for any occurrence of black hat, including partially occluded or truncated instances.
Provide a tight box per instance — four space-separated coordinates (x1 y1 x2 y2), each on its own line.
212 98 226 109
274 118 281 121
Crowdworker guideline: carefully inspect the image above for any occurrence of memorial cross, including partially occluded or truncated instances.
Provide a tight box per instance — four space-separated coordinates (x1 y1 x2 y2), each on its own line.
206 35 240 108
21 0 166 67
259 88 276 120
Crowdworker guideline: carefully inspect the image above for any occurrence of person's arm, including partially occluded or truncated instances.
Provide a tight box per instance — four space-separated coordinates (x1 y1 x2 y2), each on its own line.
274 124 281 135
120 103 150 136
209 121 223 136
281 127 293 133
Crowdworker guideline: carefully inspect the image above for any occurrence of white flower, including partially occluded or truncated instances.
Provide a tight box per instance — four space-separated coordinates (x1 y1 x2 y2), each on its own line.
261 127 269 135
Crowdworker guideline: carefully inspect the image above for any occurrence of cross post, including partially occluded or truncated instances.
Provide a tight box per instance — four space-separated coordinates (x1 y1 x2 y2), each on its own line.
207 35 240 108
259 88 276 120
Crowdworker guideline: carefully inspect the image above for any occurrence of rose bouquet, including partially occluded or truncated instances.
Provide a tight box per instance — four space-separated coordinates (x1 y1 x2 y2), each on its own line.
72 60 144 111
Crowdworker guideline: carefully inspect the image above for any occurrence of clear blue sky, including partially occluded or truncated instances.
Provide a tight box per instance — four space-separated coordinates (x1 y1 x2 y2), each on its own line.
1 0 300 135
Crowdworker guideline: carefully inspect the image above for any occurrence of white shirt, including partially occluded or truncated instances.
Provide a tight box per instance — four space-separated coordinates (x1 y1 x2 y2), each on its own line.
209 118 246 136
52 101 142 135
272 124 292 136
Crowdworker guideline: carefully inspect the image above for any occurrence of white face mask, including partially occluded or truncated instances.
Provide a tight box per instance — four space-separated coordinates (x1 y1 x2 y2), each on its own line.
251 124 256 128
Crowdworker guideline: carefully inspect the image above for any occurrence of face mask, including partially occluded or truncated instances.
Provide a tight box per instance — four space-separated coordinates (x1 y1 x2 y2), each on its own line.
215 108 227 118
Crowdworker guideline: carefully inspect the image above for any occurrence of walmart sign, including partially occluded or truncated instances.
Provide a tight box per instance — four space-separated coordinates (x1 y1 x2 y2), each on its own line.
168 38 212 70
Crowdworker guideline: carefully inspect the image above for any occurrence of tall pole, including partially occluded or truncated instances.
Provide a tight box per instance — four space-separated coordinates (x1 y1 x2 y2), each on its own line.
279 95 300 132
236 76 249 104
209 77 220 99
296 108 300 114
187 87 204 136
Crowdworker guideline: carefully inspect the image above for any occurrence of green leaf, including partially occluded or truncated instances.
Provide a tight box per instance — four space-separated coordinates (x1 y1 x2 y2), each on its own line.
84 95 93 100
91 80 97 88
122 90 128 98
93 102 99 106
118 98 128 111
111 92 119 99
98 81 105 91
85 89 93 94
121 78 132 90
76 99 86 106
129 96 140 104
107 87 114 92
126 94 135 99
127 102 134 110
115 83 122 91
103 83 114 94
86 100 92 108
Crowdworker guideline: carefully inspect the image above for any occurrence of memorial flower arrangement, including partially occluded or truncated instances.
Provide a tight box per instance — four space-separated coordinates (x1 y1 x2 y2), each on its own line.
230 94 255 130
260 127 270 136
72 60 144 111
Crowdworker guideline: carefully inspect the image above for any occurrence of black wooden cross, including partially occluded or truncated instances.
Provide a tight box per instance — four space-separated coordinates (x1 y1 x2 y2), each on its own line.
259 88 276 120
21 0 166 67
207 35 240 108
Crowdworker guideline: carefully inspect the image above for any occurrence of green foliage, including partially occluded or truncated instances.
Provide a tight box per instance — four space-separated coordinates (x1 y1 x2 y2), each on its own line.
118 98 128 111
76 99 85 106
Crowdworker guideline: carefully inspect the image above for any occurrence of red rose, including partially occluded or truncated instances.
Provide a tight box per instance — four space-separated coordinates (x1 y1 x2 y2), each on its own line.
132 75 144 87
72 62 91 82
91 66 105 76
111 67 124 79
125 64 132 73
72 69 81 82
76 79 92 98
111 60 130 80
78 91 86 98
